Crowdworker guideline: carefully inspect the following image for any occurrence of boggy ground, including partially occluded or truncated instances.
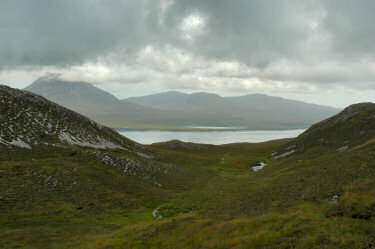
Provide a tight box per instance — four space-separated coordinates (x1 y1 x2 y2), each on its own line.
2 136 375 249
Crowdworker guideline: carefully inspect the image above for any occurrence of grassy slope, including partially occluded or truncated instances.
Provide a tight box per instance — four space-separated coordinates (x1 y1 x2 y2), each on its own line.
2 136 375 248
0 145 190 249
78 138 375 249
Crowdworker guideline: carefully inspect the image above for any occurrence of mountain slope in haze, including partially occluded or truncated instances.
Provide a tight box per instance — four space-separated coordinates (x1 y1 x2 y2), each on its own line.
25 78 340 130
125 91 340 128
24 77 185 129
24 76 154 114
227 93 340 122
125 91 188 110
272 102 375 159
125 91 240 112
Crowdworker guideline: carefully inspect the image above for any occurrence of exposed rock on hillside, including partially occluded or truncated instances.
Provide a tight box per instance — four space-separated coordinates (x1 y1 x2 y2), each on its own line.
0 85 136 150
90 150 185 187
0 85 187 187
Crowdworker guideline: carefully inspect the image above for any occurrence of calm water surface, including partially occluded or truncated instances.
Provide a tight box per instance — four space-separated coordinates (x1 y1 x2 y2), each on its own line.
119 129 305 145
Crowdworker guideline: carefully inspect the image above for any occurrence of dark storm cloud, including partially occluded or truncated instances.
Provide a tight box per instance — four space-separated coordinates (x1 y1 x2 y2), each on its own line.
322 0 375 60
166 0 320 66
0 0 315 68
0 0 161 68
0 0 374 91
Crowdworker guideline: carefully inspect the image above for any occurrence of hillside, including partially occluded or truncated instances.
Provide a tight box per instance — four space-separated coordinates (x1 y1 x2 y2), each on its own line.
80 100 375 249
272 102 375 159
1 85 129 150
90 102 375 249
0 84 188 187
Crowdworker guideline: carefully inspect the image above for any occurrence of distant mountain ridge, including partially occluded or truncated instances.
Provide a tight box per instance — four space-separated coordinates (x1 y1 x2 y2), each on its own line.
124 91 239 112
24 77 340 130
226 93 338 120
125 90 340 126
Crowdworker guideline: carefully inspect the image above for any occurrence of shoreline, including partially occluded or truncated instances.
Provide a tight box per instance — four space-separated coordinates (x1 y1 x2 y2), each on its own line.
114 127 308 132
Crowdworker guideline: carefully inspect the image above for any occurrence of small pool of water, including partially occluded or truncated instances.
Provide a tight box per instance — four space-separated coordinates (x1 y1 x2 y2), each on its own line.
252 162 267 172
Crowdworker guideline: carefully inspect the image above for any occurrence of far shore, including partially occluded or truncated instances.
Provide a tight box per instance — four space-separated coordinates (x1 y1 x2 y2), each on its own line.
114 126 308 132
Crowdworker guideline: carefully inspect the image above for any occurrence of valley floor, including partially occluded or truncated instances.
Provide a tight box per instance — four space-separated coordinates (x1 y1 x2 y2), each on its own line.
1 138 375 248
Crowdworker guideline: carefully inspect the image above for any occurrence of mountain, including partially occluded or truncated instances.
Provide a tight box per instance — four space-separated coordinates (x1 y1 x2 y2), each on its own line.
125 91 239 112
227 93 340 123
24 76 153 115
24 77 124 111
25 78 340 129
125 91 340 128
24 77 183 129
125 91 188 110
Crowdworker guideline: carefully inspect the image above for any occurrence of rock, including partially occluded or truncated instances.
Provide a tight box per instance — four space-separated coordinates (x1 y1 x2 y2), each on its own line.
331 195 340 202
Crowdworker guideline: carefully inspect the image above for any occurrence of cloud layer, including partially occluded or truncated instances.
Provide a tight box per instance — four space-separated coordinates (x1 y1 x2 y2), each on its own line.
0 0 374 106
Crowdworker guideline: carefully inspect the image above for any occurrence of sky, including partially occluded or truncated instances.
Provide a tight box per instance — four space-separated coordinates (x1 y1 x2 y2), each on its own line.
0 0 374 108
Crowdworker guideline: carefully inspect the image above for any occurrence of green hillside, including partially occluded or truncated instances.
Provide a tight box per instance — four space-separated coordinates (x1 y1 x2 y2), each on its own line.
272 102 375 158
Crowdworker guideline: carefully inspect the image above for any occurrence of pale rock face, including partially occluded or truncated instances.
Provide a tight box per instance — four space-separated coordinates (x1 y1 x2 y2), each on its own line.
58 131 122 149
9 139 32 149
336 146 349 152
272 150 296 160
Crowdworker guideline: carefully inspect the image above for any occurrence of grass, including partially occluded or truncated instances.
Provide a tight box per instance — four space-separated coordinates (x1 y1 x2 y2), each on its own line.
79 203 374 249
2 136 375 248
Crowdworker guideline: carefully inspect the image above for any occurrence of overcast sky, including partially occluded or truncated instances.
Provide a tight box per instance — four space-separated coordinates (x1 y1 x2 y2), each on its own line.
0 0 374 108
